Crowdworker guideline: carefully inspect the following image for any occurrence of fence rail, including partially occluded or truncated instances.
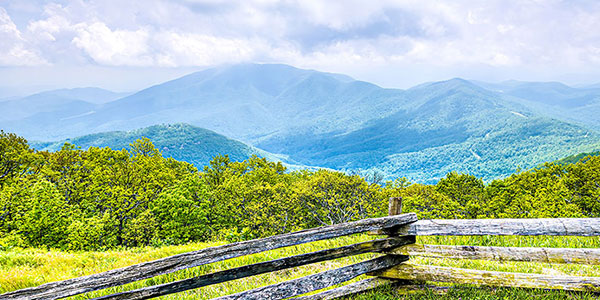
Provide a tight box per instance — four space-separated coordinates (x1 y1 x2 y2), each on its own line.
402 217 600 236
3 196 600 299
370 217 600 236
94 237 415 300
1 213 417 300
213 255 408 300
388 244 600 264
373 264 600 292
374 197 600 294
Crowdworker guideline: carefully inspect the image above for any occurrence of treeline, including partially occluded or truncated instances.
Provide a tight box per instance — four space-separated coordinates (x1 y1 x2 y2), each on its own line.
0 130 599 250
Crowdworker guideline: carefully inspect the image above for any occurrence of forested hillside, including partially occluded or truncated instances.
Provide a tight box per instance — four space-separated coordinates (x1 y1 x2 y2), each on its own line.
4 64 600 183
259 78 600 182
31 123 291 169
473 80 600 130
555 150 600 165
2 131 599 250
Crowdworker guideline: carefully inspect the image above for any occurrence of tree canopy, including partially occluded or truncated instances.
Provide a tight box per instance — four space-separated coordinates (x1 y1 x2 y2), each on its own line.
1 131 599 250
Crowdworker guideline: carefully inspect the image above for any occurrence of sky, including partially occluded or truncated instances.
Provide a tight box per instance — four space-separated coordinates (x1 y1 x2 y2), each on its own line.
1 0 600 96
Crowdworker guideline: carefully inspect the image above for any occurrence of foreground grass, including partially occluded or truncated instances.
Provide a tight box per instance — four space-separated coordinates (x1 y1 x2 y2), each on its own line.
347 284 598 300
0 235 598 299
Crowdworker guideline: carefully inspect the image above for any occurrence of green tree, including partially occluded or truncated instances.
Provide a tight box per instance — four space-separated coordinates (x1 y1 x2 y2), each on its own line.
217 156 299 238
436 172 486 218
12 179 71 248
151 173 213 244
66 212 115 250
564 156 600 217
400 183 461 219
295 170 385 226
0 130 40 188
486 163 582 218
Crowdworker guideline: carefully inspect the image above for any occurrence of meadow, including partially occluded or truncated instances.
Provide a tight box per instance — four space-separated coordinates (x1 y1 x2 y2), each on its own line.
2 234 599 299
2 132 600 298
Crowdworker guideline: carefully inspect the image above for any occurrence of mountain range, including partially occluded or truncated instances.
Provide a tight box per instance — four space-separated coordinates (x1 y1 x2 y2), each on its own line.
4 64 600 183
472 80 600 130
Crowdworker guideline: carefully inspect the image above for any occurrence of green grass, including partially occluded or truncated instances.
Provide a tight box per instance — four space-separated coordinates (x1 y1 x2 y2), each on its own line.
345 284 598 299
1 235 599 299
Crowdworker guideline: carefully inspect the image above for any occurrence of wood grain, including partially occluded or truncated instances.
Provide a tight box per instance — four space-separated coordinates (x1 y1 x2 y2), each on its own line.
295 278 396 300
94 236 415 300
373 264 600 292
1 213 417 300
391 218 600 236
213 255 409 300
387 244 600 265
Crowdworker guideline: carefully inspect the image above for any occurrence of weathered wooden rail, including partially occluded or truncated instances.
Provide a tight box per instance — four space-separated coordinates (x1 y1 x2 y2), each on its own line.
3 197 600 299
1 213 418 300
368 197 600 294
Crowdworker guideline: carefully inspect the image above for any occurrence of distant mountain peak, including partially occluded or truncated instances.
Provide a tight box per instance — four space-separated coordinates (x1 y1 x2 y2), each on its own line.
26 87 130 104
217 63 355 81
439 77 480 87
4 64 600 184
410 77 493 97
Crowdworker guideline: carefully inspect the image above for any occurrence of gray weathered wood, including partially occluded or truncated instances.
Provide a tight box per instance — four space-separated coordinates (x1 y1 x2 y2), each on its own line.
294 278 396 300
388 197 403 216
393 218 600 236
295 279 453 299
373 264 600 292
93 236 415 300
1 213 417 300
387 244 600 265
213 255 409 300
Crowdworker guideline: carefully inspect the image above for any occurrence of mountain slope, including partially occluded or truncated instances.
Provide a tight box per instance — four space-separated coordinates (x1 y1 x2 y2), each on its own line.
0 87 129 123
2 64 404 142
5 64 600 182
0 94 95 122
256 78 600 182
31 123 292 168
34 87 131 104
555 150 600 165
583 82 600 89
472 80 600 130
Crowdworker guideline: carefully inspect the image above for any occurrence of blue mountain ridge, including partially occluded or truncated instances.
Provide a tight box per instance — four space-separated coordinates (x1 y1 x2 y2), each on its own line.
5 63 600 182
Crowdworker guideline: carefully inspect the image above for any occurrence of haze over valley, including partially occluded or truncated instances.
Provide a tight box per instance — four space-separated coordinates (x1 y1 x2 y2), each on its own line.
4 63 599 183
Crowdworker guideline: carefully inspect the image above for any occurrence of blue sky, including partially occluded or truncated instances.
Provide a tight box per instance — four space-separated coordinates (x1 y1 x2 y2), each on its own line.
1 0 600 95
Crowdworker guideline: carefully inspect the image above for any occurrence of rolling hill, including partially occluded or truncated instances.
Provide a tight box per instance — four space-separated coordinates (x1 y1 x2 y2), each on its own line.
555 150 600 165
1 64 405 142
256 78 600 182
0 87 130 122
5 63 600 182
473 80 600 130
31 123 294 169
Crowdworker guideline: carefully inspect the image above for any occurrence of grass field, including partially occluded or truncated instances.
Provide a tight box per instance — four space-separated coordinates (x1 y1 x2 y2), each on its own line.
1 235 599 299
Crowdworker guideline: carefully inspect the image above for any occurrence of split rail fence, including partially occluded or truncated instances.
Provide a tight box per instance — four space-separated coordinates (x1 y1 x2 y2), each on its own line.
2 197 600 299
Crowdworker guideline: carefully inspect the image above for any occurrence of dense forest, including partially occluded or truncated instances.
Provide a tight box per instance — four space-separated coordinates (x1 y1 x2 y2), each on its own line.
1 130 599 250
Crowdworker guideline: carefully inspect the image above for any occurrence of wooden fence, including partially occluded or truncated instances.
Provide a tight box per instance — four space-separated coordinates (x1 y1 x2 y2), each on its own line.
369 197 600 294
2 197 600 299
1 213 418 300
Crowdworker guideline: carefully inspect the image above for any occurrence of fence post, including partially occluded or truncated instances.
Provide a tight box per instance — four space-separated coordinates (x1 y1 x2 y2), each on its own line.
388 197 403 216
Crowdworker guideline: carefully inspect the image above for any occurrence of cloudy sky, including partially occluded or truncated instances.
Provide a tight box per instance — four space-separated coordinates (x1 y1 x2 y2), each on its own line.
1 0 600 95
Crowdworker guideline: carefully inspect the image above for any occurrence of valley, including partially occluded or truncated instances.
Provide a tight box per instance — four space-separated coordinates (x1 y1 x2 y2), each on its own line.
10 64 600 183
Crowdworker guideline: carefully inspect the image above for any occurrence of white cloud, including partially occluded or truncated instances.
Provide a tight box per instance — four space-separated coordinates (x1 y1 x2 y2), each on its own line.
153 32 259 66
0 7 47 66
72 22 153 66
1 0 600 85
27 4 72 41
